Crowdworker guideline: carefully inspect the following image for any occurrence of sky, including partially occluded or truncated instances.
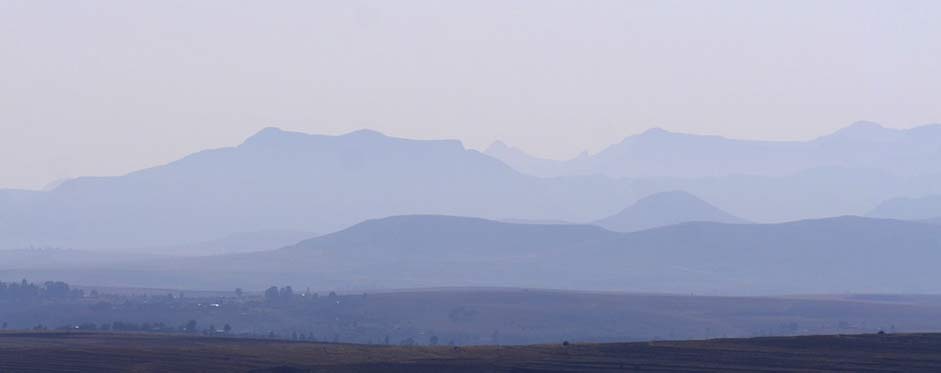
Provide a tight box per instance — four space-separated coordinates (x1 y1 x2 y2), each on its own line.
1 0 940 190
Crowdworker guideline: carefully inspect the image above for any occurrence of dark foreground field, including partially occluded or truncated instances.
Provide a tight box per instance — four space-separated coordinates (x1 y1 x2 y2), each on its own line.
2 332 941 372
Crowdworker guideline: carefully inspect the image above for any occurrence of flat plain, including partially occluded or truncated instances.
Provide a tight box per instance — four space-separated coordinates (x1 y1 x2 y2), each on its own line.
1 331 941 372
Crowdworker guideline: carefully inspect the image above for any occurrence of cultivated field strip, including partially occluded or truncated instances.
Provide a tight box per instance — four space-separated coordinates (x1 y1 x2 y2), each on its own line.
1 332 941 372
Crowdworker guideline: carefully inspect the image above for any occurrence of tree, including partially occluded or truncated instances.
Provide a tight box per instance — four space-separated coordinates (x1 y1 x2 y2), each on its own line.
264 286 280 303
43 281 71 298
234 288 243 298
223 324 232 334
429 335 439 346
184 320 197 332
1 322 6 329
280 286 295 301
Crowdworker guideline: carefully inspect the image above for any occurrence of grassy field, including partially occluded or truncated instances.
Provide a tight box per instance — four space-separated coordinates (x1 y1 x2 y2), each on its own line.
1 331 940 372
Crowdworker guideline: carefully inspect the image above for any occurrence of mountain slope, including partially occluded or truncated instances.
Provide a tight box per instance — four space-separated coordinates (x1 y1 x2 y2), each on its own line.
595 216 941 293
594 191 747 232
868 195 941 220
19 215 941 295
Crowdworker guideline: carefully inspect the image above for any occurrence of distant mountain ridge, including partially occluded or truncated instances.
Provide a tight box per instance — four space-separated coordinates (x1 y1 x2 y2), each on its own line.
0 128 641 250
6 123 941 252
484 140 586 178
868 195 941 221
594 191 748 232
486 122 941 179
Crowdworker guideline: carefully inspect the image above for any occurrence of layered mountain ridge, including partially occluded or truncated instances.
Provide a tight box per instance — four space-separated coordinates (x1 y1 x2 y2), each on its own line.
486 121 941 178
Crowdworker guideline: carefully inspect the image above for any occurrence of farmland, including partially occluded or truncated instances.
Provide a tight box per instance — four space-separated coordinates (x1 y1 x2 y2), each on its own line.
2 331 940 372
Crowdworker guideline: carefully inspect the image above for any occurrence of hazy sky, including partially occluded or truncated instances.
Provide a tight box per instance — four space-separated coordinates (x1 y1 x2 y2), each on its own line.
2 0 940 189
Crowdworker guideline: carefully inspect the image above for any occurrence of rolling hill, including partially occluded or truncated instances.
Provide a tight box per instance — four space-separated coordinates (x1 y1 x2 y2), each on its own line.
12 215 941 295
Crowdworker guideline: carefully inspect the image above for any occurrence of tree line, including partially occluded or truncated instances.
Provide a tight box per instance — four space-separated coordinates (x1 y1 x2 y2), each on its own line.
0 279 84 300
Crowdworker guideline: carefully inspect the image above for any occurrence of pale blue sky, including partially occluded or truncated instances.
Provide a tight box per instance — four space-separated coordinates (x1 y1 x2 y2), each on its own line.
2 0 940 189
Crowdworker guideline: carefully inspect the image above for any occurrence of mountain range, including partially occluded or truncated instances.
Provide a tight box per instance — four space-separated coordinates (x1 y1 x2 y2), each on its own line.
0 128 639 250
486 121 941 179
4 122 941 251
485 122 941 223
